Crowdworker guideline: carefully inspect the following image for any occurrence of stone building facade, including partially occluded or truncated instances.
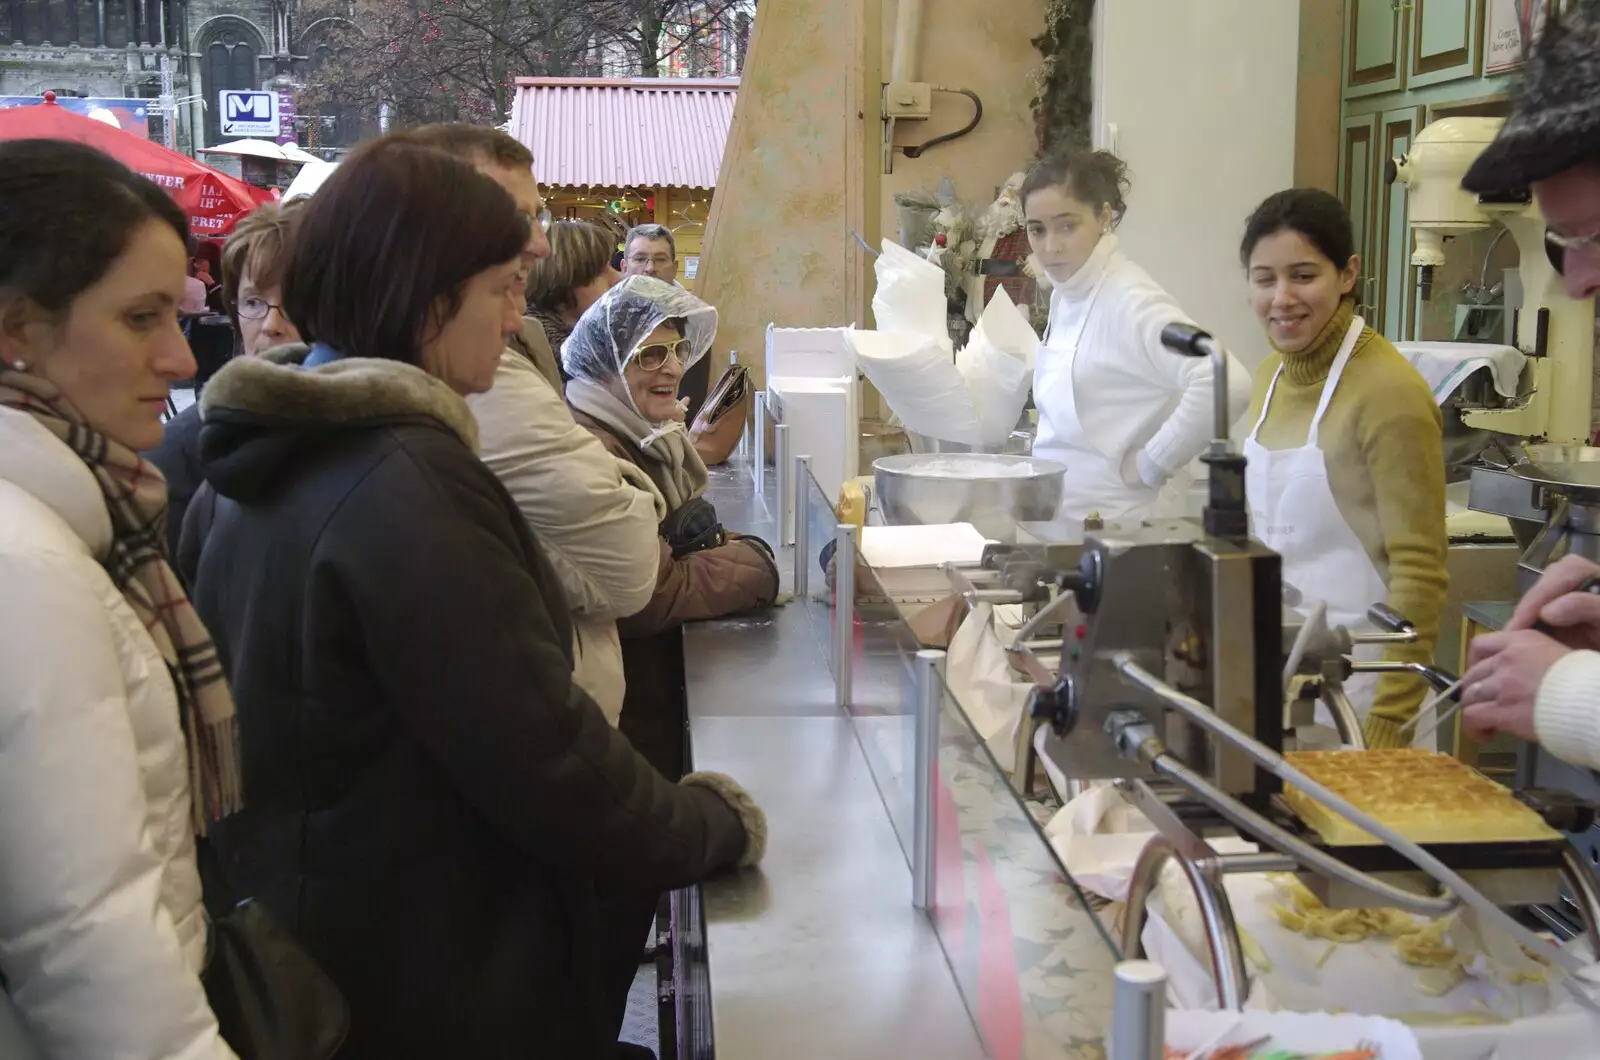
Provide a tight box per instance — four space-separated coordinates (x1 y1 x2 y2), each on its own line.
1 0 363 153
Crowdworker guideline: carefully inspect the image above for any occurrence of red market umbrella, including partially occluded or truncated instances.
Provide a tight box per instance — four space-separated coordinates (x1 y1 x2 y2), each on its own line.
0 93 274 237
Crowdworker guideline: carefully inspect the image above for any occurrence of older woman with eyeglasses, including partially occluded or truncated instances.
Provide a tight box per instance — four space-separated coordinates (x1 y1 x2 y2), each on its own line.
564 276 777 1044
147 199 305 557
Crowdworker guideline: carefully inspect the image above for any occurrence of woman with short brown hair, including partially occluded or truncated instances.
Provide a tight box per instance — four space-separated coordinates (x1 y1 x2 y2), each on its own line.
179 136 765 1059
148 198 305 556
526 218 622 361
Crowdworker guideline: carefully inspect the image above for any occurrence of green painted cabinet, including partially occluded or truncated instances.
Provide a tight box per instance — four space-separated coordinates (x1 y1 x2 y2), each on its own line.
1408 0 1485 89
1376 107 1425 340
1345 0 1409 99
1339 113 1381 320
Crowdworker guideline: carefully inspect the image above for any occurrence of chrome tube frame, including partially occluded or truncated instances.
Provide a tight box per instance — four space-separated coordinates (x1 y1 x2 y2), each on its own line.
794 454 812 598
775 423 792 547
753 390 767 496
1121 834 1248 1011
833 523 855 709
1560 843 1600 960
1321 680 1368 750
911 649 944 910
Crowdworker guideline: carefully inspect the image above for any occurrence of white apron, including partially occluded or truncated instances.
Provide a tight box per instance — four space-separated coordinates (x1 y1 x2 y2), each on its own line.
1034 278 1161 523
1245 316 1388 723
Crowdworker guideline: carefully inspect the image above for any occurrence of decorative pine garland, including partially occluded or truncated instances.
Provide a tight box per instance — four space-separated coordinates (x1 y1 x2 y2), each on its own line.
1029 0 1095 157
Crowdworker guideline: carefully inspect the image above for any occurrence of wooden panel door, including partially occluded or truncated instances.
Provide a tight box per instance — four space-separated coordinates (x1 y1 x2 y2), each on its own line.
1409 0 1485 89
1340 114 1381 320
1345 0 1409 99
1376 107 1426 340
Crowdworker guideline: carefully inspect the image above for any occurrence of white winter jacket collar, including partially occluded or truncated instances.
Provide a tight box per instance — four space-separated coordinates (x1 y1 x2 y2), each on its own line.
0 405 111 558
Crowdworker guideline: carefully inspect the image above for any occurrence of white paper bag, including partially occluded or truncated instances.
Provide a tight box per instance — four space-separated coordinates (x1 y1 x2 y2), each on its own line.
945 602 1032 771
872 239 951 349
848 329 982 444
955 287 1037 446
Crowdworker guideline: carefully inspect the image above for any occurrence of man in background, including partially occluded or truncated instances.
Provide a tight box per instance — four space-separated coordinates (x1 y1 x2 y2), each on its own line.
402 124 560 390
1456 0 1600 767
623 222 712 418
622 223 683 287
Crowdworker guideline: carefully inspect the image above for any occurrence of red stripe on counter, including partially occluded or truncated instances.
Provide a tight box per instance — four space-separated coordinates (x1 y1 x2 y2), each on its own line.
934 767 967 959
974 846 1024 1060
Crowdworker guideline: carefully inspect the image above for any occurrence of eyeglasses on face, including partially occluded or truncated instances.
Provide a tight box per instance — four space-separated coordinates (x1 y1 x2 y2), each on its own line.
627 254 674 268
1544 226 1600 277
634 337 691 371
236 295 283 321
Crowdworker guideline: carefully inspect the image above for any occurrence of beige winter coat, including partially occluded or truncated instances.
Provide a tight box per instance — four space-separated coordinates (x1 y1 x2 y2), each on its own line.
467 338 663 723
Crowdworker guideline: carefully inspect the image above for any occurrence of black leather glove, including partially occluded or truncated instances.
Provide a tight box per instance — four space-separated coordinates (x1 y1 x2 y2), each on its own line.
661 496 725 558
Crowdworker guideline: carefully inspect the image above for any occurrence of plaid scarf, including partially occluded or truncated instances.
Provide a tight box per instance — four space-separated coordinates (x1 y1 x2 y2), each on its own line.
0 370 243 834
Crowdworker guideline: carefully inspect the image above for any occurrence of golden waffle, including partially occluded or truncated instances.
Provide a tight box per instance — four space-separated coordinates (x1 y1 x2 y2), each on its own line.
1283 748 1561 846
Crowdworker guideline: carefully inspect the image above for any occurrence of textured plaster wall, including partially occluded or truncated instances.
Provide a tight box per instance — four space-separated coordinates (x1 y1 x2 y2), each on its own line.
879 0 1047 242
693 0 881 385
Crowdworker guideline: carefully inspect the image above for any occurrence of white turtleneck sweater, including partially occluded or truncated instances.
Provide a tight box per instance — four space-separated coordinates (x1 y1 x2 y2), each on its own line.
1034 234 1251 521
1537 651 1600 771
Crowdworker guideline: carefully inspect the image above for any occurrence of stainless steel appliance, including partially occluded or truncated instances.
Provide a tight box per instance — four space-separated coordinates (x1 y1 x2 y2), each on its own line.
872 452 1066 542
1469 443 1600 592
983 322 1600 1010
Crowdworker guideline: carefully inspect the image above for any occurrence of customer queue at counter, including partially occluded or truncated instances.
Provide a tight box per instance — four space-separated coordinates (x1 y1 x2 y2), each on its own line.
7 20 1600 1050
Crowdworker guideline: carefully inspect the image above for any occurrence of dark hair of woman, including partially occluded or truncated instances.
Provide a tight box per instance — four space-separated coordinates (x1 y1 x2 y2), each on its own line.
1020 149 1133 226
283 137 530 365
0 139 187 315
1239 187 1356 271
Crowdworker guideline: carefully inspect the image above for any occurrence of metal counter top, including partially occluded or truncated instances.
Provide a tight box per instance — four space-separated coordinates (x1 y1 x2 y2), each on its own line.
679 462 987 1059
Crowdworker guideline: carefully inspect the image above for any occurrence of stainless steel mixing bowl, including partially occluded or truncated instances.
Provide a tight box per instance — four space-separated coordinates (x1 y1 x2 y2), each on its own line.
873 453 1067 541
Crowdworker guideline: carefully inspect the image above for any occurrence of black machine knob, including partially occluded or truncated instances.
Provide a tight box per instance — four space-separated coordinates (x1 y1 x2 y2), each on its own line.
1384 156 1400 186
1159 322 1212 358
980 543 1016 569
1517 789 1600 835
1028 675 1079 736
1052 549 1102 614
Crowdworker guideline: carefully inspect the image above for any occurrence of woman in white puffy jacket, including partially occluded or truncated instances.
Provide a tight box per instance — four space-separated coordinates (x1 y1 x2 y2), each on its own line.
0 141 238 1059
1023 150 1251 523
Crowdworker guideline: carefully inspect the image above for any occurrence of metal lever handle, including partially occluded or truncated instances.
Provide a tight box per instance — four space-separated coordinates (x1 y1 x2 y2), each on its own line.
1159 322 1211 358
1158 323 1230 446
1349 659 1458 693
1367 602 1414 634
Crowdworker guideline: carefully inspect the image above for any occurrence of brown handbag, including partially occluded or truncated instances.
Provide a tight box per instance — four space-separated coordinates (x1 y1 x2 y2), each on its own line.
690 363 751 466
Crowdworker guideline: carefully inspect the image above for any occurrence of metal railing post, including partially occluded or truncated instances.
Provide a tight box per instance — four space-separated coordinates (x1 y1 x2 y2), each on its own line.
774 423 792 546
752 390 767 496
1109 960 1168 1060
794 455 812 597
833 522 855 709
911 648 944 910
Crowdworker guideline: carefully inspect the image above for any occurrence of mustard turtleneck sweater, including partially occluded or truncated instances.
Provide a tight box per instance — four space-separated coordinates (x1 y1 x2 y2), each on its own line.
1243 298 1448 748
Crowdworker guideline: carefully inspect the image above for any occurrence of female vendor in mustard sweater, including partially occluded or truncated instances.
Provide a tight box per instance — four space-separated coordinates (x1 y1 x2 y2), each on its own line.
1239 189 1448 748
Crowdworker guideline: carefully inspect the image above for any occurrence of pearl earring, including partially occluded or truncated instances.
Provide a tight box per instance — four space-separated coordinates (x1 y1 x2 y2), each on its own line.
7 360 24 371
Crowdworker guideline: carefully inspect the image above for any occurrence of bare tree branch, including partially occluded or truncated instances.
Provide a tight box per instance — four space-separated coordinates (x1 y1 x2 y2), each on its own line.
301 0 752 125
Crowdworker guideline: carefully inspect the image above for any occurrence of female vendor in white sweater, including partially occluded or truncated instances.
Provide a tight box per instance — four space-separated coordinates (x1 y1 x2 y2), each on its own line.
1023 150 1250 522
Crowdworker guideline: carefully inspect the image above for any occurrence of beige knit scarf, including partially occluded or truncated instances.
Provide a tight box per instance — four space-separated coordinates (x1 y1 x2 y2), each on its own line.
566 377 709 511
